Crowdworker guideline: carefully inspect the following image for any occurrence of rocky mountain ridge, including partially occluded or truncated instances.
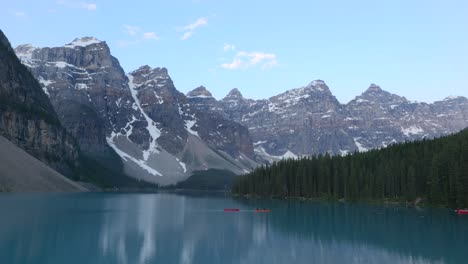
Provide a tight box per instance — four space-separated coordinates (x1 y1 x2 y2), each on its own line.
207 82 468 160
15 38 256 185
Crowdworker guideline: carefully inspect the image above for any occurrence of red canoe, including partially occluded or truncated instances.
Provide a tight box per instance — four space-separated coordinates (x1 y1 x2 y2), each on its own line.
224 208 240 212
455 209 468 215
255 209 271 213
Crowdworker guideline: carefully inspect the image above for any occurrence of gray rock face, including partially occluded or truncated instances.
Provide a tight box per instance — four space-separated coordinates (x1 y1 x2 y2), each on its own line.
15 38 149 159
187 86 213 98
186 86 224 113
129 66 256 164
129 65 188 155
15 38 257 185
218 81 354 160
0 30 79 177
185 87 254 159
213 82 468 159
344 85 468 152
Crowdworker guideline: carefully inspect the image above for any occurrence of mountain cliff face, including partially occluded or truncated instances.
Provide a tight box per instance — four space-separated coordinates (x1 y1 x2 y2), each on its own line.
125 66 256 183
216 82 468 158
184 86 255 159
15 38 256 185
344 85 468 152
220 81 355 160
15 37 150 160
0 30 79 177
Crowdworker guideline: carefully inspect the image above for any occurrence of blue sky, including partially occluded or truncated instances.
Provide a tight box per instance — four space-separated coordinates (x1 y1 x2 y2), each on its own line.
2 0 467 103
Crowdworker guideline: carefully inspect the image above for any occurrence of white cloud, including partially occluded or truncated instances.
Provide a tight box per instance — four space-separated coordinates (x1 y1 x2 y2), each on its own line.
81 3 97 11
181 32 193 40
223 43 236 52
11 10 27 18
119 26 159 47
182 17 208 31
221 51 278 70
117 39 141 48
221 57 245 70
124 25 141 36
179 17 208 40
57 1 97 11
143 32 159 40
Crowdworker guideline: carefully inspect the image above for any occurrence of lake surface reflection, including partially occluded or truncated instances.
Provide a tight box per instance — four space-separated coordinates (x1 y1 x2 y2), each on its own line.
0 193 466 264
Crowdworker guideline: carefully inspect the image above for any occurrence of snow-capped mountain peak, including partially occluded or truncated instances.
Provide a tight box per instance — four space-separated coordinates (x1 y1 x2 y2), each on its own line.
444 95 466 101
301 79 332 94
307 79 327 89
14 44 38 60
65 37 103 48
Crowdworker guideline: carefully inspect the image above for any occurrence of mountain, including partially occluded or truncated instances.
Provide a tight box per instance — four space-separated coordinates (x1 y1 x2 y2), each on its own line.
215 82 468 158
220 80 355 161
15 37 146 161
15 38 256 185
0 30 79 177
344 84 468 152
14 35 468 186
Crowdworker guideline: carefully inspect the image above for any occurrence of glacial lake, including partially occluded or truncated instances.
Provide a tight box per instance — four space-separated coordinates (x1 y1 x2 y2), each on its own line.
0 193 467 264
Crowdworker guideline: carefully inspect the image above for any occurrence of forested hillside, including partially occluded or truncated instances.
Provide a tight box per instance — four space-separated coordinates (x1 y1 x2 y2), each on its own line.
233 129 468 207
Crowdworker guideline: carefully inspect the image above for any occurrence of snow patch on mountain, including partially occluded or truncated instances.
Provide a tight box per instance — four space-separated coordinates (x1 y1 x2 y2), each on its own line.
15 44 37 60
401 126 424 136
175 158 187 173
128 74 161 160
185 119 199 137
123 115 138 137
308 80 326 91
282 150 298 159
353 137 368 152
444 95 460 100
254 140 267 146
65 37 102 48
46 61 75 69
340 150 349 156
107 132 162 176
152 91 164 104
274 88 313 107
37 76 54 96
254 146 298 161
187 95 212 98
75 83 89 90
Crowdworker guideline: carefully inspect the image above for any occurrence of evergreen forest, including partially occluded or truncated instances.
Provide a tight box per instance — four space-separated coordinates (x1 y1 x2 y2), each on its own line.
232 129 468 208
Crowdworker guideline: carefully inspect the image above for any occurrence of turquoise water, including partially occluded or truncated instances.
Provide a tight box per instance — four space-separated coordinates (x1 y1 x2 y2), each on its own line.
0 193 466 264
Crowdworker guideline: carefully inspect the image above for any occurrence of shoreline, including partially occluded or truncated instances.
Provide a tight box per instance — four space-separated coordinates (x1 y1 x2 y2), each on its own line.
230 193 446 209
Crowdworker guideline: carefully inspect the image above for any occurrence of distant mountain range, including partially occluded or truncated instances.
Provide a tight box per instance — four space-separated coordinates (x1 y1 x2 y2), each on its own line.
7 35 468 186
216 82 468 162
